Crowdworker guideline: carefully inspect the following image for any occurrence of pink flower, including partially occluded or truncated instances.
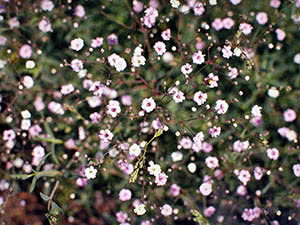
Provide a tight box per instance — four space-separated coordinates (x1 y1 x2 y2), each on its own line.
155 172 168 186
41 0 54 11
71 59 83 72
116 211 128 223
19 44 32 59
89 112 102 123
209 126 221 138
153 41 166 55
0 35 7 46
160 204 172 216
119 189 132 201
228 67 238 79
180 137 193 149
283 109 297 122
275 28 286 41
161 29 171 41
61 84 74 95
199 182 213 196
242 207 261 222
106 100 121 118
121 95 132 106
256 12 268 25
91 37 103 48
222 17 235 29
239 23 253 35
212 18 223 31
266 148 280 160
133 1 144 13
204 206 216 217
141 97 156 113
254 167 264 180
74 5 85 18
270 0 281 8
3 129 16 141
169 184 181 197
144 7 158 28
98 129 114 142
238 169 251 185
39 18 51 33
230 0 241 5
205 156 219 169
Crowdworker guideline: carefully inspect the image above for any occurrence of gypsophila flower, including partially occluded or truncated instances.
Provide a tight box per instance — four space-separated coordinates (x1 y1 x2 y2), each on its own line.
85 166 97 179
134 203 146 215
181 63 193 75
161 29 171 40
106 100 121 118
256 12 268 25
170 0 180 8
61 84 74 95
293 164 300 177
209 126 221 138
71 59 83 72
141 97 156 113
148 161 161 176
129 143 142 157
228 67 238 79
171 151 183 162
239 23 253 35
155 172 168 186
199 182 213 196
98 129 114 142
222 45 233 59
266 148 280 160
205 156 219 169
215 100 229 114
283 109 297 122
153 41 166 55
160 204 172 216
192 50 205 64
251 105 262 117
238 169 251 185
205 73 219 88
70 38 84 51
233 140 249 152
193 91 207 106
119 189 132 201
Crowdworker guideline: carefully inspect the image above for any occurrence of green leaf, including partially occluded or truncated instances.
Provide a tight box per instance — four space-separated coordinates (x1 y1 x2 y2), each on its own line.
10 174 34 180
30 176 38 193
36 170 61 179
40 192 50 201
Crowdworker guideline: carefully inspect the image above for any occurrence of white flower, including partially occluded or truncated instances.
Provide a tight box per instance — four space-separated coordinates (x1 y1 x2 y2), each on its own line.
187 163 197 173
134 203 147 215
251 105 262 117
293 164 300 177
71 59 83 72
0 60 6 69
209 0 217 5
132 55 146 67
147 161 161 176
233 47 242 57
85 166 97 179
141 97 156 113
199 182 213 196
153 41 166 56
171 151 183 162
215 100 229 114
23 76 34 89
21 119 31 130
115 57 127 72
78 69 87 78
160 204 173 216
268 87 280 98
25 60 35 69
129 143 142 157
192 51 205 65
170 0 180 8
21 110 31 119
70 38 84 51
193 91 207 106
